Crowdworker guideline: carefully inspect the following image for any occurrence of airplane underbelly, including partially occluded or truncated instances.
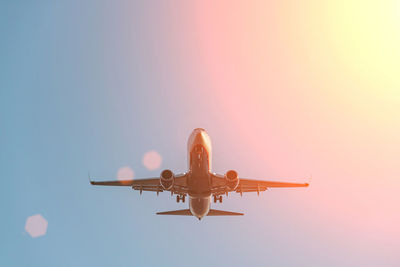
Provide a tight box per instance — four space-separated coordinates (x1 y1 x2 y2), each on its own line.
189 196 210 219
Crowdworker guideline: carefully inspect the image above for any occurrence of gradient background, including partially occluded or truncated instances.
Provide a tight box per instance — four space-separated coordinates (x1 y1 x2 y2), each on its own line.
1 1 400 266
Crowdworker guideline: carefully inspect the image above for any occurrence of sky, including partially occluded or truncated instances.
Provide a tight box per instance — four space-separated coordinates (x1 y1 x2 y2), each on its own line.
1 1 400 266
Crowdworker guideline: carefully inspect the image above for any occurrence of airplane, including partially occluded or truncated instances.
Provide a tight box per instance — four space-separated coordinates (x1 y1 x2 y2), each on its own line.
90 128 309 220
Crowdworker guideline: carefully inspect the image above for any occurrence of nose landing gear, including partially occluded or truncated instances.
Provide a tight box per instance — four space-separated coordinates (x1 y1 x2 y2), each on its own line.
213 195 223 203
176 195 186 203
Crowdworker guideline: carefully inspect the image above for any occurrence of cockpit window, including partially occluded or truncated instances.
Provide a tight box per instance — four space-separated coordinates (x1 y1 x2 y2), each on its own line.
194 145 203 153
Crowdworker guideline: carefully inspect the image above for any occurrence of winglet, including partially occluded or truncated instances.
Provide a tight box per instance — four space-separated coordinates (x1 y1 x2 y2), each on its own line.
305 174 312 187
88 172 95 185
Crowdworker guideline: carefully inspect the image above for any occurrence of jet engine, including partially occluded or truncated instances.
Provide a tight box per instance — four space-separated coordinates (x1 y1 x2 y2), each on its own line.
160 169 174 190
225 170 239 190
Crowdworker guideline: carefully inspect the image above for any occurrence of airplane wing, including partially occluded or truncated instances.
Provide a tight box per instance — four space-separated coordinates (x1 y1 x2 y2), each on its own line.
236 178 309 194
211 174 309 195
90 173 188 195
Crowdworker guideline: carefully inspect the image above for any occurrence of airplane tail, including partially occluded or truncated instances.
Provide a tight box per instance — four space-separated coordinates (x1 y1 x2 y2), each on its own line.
156 209 244 216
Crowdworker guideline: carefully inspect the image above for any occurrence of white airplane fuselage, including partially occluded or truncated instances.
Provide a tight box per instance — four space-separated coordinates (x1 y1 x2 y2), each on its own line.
186 128 213 219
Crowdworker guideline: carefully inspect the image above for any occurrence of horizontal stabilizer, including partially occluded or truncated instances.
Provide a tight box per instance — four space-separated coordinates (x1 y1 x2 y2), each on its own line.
156 209 192 216
156 209 244 216
207 209 244 216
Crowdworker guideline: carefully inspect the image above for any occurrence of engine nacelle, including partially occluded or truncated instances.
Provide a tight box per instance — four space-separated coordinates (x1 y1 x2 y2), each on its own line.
160 169 174 190
225 170 239 190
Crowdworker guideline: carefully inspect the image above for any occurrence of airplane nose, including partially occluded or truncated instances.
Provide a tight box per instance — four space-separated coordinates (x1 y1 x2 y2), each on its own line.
194 131 205 142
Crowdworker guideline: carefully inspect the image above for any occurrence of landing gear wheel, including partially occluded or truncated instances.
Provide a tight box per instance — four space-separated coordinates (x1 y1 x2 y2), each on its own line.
176 195 185 203
219 196 223 203
213 195 217 203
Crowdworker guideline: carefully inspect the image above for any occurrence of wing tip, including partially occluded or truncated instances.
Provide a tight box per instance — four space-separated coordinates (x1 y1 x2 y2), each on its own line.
88 172 95 185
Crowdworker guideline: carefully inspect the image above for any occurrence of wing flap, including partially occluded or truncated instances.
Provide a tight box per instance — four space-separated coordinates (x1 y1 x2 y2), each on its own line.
211 173 309 195
90 173 189 194
132 185 164 192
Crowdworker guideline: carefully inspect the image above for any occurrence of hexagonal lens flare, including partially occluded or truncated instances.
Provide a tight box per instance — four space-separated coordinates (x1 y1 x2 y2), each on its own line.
25 214 48 238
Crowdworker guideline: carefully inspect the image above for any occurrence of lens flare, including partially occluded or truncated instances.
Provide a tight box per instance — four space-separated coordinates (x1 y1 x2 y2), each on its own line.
25 214 48 238
142 150 162 170
117 166 135 180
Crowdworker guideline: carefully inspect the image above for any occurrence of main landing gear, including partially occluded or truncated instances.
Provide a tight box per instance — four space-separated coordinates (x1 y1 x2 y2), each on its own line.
213 195 223 203
176 195 186 203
